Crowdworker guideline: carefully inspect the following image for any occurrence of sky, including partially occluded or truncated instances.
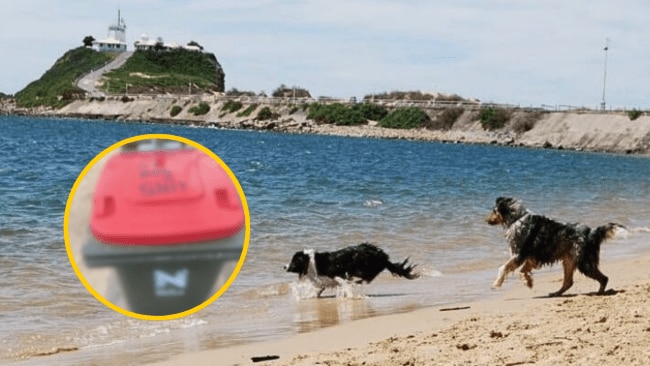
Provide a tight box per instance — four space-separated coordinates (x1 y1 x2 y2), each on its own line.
1 1 648 109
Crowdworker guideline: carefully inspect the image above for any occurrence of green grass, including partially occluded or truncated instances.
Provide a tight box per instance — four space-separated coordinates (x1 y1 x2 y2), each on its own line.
15 47 113 108
102 49 224 94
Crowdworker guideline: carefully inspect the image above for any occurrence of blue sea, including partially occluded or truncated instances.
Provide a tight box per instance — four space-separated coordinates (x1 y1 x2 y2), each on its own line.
1 115 649 364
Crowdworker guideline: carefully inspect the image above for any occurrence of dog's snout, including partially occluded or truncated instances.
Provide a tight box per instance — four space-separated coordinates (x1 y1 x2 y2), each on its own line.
283 264 289 271
486 208 502 225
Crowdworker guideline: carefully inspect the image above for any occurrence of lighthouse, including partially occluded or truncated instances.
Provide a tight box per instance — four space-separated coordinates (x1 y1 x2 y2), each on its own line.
93 9 128 52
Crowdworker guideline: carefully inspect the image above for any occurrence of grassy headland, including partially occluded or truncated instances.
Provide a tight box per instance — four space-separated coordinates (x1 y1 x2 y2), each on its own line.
15 47 113 108
101 49 225 95
13 46 224 109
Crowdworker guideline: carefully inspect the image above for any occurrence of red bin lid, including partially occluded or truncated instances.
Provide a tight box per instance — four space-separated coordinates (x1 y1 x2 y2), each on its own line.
90 148 244 246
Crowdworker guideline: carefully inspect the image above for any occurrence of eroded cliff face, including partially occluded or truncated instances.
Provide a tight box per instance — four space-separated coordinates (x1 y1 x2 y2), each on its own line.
7 96 649 155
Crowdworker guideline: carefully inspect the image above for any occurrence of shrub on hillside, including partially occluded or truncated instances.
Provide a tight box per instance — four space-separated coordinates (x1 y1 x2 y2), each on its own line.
479 107 511 130
354 103 388 121
256 106 280 121
627 109 643 121
225 88 256 97
363 90 434 101
170 105 183 117
237 104 258 117
221 100 243 113
189 102 210 116
307 103 365 125
306 102 388 126
379 107 430 129
272 84 311 98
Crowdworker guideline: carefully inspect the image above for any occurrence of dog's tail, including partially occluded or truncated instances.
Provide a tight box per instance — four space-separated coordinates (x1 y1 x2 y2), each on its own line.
593 223 628 243
386 258 419 280
581 223 627 269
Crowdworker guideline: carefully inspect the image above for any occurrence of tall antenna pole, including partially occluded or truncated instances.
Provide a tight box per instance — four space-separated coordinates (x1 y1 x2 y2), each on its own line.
600 38 610 111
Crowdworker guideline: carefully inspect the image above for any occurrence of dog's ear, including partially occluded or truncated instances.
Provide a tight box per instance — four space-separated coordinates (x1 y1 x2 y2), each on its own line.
496 197 520 214
496 197 512 205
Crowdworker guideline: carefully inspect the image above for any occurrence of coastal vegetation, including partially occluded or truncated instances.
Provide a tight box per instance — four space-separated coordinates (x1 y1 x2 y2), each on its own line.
364 90 466 103
102 49 225 94
188 102 210 116
15 47 113 108
272 84 311 98
225 88 257 97
256 106 280 121
479 107 511 130
221 100 244 114
378 107 430 129
237 104 258 117
170 105 183 117
627 109 642 121
307 103 388 126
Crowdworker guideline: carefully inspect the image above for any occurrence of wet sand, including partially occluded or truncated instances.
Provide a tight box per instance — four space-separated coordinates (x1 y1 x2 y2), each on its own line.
149 252 650 366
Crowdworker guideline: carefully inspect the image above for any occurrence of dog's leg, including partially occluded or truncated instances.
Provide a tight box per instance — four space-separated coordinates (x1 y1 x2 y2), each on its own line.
493 256 522 289
549 256 576 297
580 267 609 294
519 259 535 289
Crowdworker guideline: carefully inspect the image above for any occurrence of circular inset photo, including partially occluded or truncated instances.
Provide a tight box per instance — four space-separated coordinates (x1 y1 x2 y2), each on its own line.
65 134 249 319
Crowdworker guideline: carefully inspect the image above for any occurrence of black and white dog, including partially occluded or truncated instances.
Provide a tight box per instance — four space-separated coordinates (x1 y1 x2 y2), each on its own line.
487 197 626 297
284 243 419 296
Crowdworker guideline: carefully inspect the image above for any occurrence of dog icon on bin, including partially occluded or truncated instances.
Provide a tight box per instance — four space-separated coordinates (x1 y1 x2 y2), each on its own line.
81 138 246 317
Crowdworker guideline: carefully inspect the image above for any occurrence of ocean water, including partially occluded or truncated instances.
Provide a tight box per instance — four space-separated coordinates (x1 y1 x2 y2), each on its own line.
1 115 649 364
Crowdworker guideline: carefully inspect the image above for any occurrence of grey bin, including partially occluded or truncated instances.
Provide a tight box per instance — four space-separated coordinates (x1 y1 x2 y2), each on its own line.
83 230 244 316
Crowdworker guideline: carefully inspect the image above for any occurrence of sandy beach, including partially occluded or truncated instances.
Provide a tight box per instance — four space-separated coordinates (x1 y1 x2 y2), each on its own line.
57 119 650 366
149 251 650 366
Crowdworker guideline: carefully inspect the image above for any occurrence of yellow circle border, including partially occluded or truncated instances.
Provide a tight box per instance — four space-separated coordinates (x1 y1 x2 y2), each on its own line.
64 133 250 320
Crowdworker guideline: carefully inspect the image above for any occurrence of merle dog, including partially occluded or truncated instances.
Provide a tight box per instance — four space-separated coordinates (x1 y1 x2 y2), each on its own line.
487 197 625 297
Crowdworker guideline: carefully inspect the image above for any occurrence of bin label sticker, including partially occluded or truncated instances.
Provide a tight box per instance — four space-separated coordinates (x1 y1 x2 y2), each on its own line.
154 268 189 297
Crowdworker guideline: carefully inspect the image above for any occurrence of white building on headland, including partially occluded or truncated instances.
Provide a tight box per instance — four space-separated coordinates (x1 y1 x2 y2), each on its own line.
134 34 202 52
93 10 127 52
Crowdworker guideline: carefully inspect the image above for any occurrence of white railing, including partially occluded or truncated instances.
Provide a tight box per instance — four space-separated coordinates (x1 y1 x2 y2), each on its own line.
83 93 647 114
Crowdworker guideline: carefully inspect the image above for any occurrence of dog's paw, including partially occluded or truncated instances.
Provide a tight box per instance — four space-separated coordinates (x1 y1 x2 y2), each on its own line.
520 274 533 288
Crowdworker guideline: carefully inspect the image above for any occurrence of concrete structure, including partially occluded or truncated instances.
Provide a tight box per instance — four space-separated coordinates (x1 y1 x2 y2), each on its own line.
134 34 202 52
93 10 127 52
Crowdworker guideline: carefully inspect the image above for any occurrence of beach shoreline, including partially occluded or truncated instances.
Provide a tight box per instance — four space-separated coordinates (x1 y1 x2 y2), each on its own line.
143 250 650 366
6 113 650 365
